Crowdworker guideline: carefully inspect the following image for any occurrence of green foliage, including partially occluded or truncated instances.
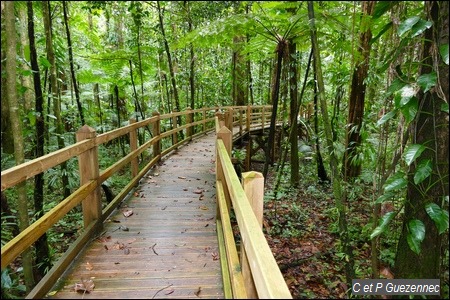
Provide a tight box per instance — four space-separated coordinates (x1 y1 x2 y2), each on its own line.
406 219 425 254
403 144 426 166
1 269 26 299
371 211 396 239
425 203 449 234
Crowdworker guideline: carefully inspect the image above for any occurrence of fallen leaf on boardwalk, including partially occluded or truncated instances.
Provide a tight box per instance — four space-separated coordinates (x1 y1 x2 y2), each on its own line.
199 206 208 210
212 252 219 260
97 235 111 243
165 289 174 295
194 287 202 297
123 210 133 217
193 189 203 194
133 192 139 197
199 195 204 201
124 248 130 255
74 279 94 293
178 176 186 179
85 262 93 271
113 242 125 250
183 188 188 191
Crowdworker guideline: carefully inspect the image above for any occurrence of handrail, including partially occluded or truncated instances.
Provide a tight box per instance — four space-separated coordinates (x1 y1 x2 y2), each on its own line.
215 111 292 299
1 106 220 298
0 105 276 299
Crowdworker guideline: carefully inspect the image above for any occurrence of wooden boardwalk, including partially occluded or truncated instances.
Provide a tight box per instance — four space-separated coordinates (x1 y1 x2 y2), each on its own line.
49 131 223 299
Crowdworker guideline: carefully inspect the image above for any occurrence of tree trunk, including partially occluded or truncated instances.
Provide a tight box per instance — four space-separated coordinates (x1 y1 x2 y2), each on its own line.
28 1 51 279
18 4 34 112
63 0 85 125
394 0 449 281
313 71 329 183
43 0 70 199
232 35 247 106
6 1 35 290
343 1 376 180
308 1 354 288
157 1 182 136
185 1 195 111
263 39 287 179
288 41 299 186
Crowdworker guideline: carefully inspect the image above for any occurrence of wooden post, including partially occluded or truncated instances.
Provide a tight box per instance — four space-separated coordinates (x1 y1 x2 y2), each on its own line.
129 118 138 179
246 105 251 133
261 106 265 133
240 171 264 299
225 107 233 133
216 126 232 217
203 108 207 134
76 125 102 229
215 111 225 131
186 107 194 138
152 111 161 160
239 108 243 136
172 109 178 147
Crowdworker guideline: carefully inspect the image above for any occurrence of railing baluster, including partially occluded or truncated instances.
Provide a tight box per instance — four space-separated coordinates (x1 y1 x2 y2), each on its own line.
76 125 102 230
129 118 138 179
240 171 264 298
152 111 161 161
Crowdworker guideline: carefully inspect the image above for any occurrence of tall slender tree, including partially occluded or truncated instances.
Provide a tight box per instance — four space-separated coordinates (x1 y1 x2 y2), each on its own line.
6 0 35 291
63 0 85 125
343 1 376 180
28 0 51 279
308 1 354 288
157 1 182 134
42 1 70 198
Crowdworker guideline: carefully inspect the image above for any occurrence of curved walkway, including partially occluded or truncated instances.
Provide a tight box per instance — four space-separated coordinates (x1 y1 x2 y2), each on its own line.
49 131 223 299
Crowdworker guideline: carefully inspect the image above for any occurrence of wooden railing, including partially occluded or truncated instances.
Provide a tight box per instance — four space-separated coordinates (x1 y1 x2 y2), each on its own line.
215 111 292 299
1 105 277 298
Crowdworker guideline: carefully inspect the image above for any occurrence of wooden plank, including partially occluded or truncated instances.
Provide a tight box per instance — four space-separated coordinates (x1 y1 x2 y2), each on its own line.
216 181 247 299
217 140 292 299
48 131 223 299
1 180 97 270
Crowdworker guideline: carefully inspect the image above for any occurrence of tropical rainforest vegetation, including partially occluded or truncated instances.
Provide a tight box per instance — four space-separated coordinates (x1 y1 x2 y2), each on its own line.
1 1 448 298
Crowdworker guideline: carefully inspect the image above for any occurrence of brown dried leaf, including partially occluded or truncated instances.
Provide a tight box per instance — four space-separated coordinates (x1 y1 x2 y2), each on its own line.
193 189 203 194
165 289 174 295
194 287 202 297
85 262 93 271
123 210 133 217
178 176 187 179
74 279 95 293
199 206 208 211
211 252 219 261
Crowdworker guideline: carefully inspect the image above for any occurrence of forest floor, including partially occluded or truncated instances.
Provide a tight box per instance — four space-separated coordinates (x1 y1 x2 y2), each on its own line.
252 160 376 299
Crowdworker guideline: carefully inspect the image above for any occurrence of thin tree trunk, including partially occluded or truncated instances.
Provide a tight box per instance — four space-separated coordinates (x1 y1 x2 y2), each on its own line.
263 39 287 179
43 0 70 199
288 41 299 186
18 4 34 112
343 1 376 180
7 1 35 290
63 0 84 125
157 1 182 136
313 71 329 183
308 1 354 289
28 1 51 279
